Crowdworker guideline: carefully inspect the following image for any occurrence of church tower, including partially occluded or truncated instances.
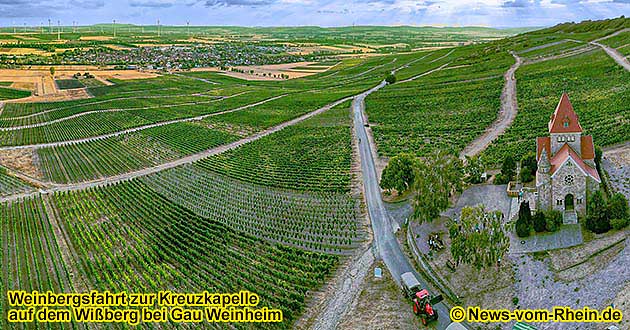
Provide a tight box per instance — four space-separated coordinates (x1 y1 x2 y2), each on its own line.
549 93 583 156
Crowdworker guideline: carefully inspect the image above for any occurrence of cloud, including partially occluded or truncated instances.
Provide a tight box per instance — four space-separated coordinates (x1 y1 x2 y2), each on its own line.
502 0 535 7
204 0 277 6
130 0 177 8
69 0 105 9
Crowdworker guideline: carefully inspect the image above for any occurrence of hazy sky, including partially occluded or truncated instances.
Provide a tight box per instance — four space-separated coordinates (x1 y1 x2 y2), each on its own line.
0 0 628 28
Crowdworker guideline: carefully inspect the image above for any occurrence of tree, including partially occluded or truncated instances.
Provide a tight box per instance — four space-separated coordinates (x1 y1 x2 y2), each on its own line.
464 155 485 184
607 193 629 221
385 73 396 84
449 205 509 270
380 153 417 194
545 210 563 232
585 190 610 234
518 201 532 226
501 155 516 181
519 152 537 183
411 151 463 223
49 66 55 76
495 155 516 184
533 211 546 232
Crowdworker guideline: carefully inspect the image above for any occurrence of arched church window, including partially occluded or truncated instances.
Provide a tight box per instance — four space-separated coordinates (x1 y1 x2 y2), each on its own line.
564 175 575 185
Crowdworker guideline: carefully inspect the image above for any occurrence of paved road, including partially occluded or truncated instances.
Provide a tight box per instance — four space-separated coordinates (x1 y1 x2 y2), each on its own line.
353 81 455 330
459 52 521 159
0 94 285 151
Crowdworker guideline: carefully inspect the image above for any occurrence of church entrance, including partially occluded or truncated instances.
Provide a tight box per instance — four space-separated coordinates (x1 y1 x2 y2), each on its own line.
564 194 574 211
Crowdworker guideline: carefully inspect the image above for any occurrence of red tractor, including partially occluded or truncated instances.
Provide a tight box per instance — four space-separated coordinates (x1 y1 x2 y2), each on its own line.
412 289 439 326
401 272 443 326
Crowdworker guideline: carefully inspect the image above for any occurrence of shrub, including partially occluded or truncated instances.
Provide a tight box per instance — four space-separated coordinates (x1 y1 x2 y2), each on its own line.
494 173 509 185
533 211 546 232
516 218 530 237
585 190 610 234
385 73 396 84
545 210 563 232
611 218 628 230
501 155 516 182
608 193 629 221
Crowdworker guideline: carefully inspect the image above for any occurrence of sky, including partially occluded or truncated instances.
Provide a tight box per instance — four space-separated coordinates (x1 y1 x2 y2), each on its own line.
0 0 628 28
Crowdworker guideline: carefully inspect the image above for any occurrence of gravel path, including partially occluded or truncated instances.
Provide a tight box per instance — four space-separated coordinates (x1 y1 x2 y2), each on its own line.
0 94 285 151
459 52 521 159
590 28 630 71
512 237 630 330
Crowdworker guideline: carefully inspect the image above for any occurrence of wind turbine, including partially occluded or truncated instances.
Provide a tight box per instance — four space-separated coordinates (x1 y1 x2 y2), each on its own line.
157 19 160 37
187 21 190 36
57 20 61 40
48 19 52 34
113 19 116 37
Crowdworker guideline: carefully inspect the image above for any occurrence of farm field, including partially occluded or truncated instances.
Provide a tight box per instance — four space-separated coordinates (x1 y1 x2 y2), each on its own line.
0 86 31 100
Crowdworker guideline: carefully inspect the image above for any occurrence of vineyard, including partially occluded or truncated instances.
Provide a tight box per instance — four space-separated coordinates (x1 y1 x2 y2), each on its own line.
0 167 33 197
483 49 629 163
365 49 511 157
0 89 282 147
199 101 354 193
0 196 74 330
143 164 363 253
50 180 339 328
37 122 240 183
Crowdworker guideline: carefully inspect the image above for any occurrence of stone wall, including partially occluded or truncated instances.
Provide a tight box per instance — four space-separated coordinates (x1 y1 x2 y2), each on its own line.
551 158 587 214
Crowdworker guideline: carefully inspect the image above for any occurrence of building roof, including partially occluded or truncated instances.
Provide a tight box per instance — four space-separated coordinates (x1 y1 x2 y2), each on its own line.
550 143 600 182
536 136 551 161
548 93 583 134
581 135 595 160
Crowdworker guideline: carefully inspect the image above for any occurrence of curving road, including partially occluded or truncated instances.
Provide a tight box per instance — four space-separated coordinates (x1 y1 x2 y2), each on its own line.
459 52 521 159
353 82 457 330
590 28 630 71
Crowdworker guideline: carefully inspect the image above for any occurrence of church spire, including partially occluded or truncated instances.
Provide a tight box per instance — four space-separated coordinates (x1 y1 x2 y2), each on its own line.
548 93 583 134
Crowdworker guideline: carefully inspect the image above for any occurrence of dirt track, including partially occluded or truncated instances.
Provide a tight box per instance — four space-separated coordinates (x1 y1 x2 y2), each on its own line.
459 52 521 159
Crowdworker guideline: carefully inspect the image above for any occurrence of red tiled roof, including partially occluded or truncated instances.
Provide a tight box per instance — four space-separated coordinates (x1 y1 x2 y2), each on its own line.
548 93 583 134
536 136 551 161
581 135 595 160
550 144 600 182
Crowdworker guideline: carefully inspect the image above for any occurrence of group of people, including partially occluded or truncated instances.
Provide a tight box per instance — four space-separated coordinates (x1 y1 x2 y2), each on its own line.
427 234 444 251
